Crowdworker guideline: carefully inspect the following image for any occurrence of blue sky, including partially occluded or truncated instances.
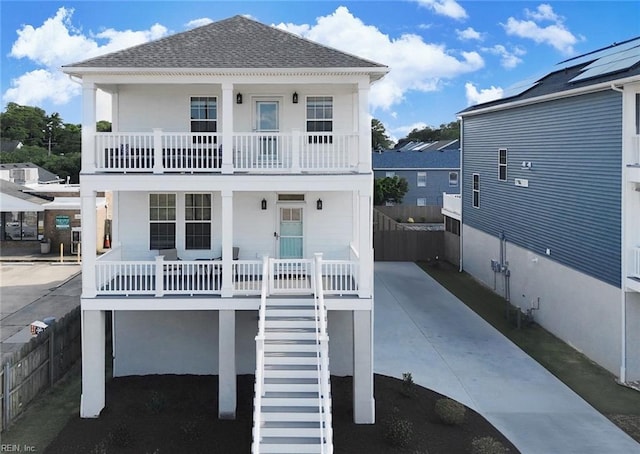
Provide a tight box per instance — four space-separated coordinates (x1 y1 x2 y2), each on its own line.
1 1 639 142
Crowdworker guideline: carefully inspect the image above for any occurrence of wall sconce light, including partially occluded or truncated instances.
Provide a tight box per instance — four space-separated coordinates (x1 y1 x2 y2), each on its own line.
261 198 267 210
292 92 298 104
236 93 243 104
316 199 323 210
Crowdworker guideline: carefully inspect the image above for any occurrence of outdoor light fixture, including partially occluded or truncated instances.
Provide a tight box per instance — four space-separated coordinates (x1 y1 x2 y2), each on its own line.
236 93 243 104
261 198 267 210
292 92 298 103
316 199 323 210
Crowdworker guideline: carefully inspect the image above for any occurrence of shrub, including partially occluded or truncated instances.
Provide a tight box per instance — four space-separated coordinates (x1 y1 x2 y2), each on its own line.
383 408 414 447
407 217 415 223
401 372 415 397
434 398 466 425
470 436 509 454
146 390 166 413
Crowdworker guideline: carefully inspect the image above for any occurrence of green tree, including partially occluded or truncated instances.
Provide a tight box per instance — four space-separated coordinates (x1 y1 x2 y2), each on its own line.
372 118 393 150
396 120 460 147
53 123 81 155
374 176 409 206
0 103 48 146
97 120 112 132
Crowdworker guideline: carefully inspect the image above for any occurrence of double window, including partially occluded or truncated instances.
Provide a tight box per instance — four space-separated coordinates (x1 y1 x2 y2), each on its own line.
498 148 507 181
472 174 480 208
417 172 427 187
306 96 333 143
149 193 211 250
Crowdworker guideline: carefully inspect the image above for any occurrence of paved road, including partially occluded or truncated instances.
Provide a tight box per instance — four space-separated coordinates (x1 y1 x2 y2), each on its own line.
374 262 639 454
0 263 81 362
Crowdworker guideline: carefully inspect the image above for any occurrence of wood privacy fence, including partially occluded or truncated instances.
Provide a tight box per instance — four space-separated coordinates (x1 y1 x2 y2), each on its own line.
1 306 81 432
374 230 444 261
374 206 444 224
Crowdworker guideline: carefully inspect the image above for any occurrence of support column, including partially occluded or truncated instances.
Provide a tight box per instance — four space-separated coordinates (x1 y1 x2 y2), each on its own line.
81 81 97 173
353 310 374 423
357 80 371 173
219 310 236 419
358 192 373 298
81 191 98 298
80 310 105 418
221 190 234 297
221 82 234 174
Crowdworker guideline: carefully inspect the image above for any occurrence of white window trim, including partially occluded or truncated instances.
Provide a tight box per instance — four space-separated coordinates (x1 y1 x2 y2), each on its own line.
184 193 212 250
385 171 395 178
417 172 427 187
498 148 507 182
190 96 218 133
449 171 459 186
472 173 480 209
149 193 177 250
417 198 427 206
305 95 333 134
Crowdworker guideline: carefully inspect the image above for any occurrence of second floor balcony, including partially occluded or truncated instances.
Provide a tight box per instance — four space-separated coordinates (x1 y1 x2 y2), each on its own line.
90 130 360 175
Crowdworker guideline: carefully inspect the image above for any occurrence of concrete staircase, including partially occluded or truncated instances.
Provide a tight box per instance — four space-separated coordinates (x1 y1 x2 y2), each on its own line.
253 299 332 454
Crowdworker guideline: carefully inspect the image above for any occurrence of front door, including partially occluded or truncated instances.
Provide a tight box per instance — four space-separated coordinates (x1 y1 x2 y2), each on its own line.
256 100 279 161
279 207 303 259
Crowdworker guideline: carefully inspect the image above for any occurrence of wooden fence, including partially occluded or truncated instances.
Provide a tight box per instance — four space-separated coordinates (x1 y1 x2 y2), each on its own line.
374 205 444 224
1 306 81 432
374 230 443 261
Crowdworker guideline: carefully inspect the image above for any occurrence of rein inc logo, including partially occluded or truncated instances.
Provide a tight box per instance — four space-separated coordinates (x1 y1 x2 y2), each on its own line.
1 445 36 452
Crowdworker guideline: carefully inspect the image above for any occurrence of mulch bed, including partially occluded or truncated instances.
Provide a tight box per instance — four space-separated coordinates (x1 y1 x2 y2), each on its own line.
45 374 518 453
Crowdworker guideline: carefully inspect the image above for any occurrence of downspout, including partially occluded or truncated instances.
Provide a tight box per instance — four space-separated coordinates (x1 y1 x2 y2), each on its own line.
611 83 626 383
458 117 464 272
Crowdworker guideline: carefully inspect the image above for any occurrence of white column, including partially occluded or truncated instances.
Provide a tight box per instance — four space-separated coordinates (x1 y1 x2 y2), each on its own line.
358 192 373 298
221 190 234 297
221 83 234 174
357 80 371 173
82 81 97 173
219 310 236 419
80 310 105 417
81 191 98 298
353 310 374 423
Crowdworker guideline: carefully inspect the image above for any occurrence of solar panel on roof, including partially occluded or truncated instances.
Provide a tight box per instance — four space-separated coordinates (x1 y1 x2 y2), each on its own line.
557 37 640 69
569 45 640 82
501 73 543 99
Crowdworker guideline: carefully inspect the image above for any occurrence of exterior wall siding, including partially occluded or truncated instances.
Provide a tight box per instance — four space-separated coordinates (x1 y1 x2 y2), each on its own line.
373 169 459 206
462 89 622 287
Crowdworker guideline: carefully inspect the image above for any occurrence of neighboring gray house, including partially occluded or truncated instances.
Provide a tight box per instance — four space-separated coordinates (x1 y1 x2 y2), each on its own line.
0 162 62 185
458 37 640 384
372 141 460 207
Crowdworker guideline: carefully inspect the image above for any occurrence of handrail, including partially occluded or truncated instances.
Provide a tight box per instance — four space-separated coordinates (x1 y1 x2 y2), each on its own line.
252 256 270 454
313 253 333 454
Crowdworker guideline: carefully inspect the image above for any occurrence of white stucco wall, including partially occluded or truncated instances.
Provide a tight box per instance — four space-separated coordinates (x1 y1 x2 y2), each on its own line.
462 225 622 376
115 190 353 261
114 84 356 133
112 309 355 377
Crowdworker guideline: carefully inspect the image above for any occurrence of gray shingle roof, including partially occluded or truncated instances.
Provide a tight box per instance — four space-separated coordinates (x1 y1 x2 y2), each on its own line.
372 148 460 169
63 15 388 71
0 163 61 183
0 179 50 205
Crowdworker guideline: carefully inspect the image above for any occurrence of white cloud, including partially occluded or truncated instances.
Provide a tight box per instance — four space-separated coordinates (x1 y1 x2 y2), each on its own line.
483 44 525 69
186 18 213 29
465 82 503 105
503 4 579 55
416 0 468 20
391 122 428 138
456 27 482 41
3 7 169 113
277 6 484 111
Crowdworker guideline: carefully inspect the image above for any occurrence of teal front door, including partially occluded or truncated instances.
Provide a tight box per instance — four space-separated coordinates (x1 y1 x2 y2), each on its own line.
279 207 303 259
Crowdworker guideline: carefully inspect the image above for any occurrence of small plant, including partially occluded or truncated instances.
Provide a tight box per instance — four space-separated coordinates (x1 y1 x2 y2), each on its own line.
401 372 415 397
434 397 466 425
407 217 415 223
470 436 509 454
383 408 414 447
108 422 134 448
396 217 402 223
146 390 166 413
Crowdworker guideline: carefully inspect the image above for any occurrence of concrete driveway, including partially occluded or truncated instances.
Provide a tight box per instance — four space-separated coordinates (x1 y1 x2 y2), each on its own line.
1 263 81 362
374 262 639 454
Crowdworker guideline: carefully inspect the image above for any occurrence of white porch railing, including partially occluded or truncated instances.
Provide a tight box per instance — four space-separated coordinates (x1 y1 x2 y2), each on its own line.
269 258 314 294
94 254 358 298
313 253 333 454
632 247 640 279
252 257 269 454
94 131 358 173
442 192 462 217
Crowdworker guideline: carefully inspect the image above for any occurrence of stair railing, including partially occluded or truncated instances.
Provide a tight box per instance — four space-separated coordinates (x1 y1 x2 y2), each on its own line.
252 255 270 454
313 253 333 454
